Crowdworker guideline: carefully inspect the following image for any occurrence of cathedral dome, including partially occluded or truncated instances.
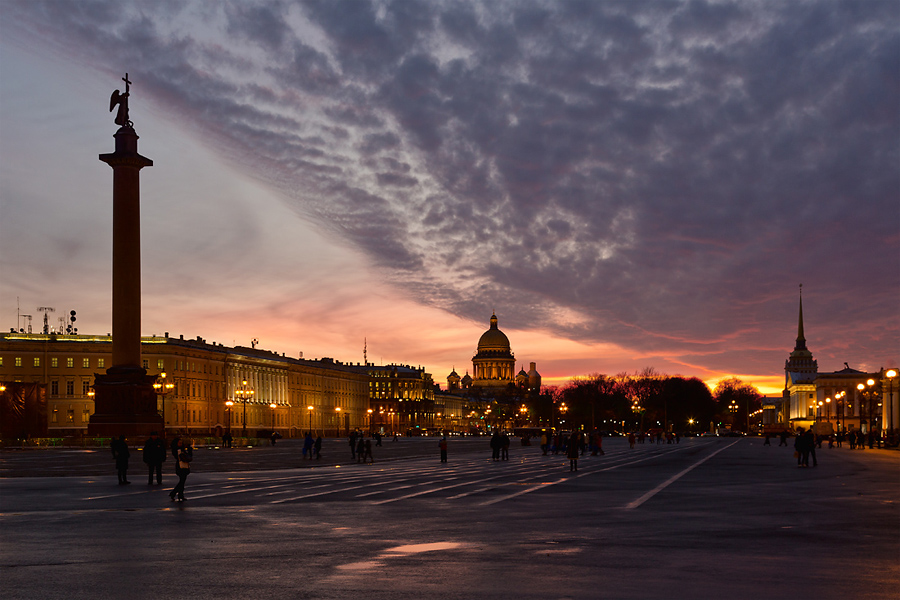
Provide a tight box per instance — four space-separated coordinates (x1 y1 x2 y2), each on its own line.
477 313 511 353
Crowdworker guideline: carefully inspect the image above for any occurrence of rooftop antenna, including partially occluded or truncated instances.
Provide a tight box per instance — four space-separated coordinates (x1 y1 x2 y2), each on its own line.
37 307 55 334
20 314 32 334
364 337 367 365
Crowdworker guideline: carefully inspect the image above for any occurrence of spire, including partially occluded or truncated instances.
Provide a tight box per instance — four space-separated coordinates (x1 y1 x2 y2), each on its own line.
795 284 806 350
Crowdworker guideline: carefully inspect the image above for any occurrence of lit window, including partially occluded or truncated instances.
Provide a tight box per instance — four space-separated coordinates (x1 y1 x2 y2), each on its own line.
157 359 164 370
34 357 40 367
51 409 58 423
98 358 105 368
83 358 90 368
66 410 74 423
51 357 58 368
15 357 22 367
67 358 74 368
82 409 91 423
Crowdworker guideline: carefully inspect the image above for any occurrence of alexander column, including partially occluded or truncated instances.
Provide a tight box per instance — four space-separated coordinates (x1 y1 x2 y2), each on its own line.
88 74 163 437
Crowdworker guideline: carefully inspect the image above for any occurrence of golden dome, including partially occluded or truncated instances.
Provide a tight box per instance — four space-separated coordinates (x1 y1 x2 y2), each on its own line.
477 313 511 353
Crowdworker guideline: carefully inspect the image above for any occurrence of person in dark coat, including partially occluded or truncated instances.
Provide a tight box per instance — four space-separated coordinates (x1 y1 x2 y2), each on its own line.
142 431 166 485
111 435 131 485
804 428 818 467
349 430 358 460
356 437 365 463
169 438 193 502
567 432 580 472
490 431 502 461
439 436 448 463
314 435 323 459
500 431 510 461
794 427 808 467
302 432 314 459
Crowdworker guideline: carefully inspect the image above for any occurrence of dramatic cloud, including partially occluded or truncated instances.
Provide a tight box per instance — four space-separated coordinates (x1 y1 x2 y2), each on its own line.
1 0 898 383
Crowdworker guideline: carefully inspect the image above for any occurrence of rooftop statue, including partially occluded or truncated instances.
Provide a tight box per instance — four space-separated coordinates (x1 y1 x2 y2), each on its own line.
109 73 132 127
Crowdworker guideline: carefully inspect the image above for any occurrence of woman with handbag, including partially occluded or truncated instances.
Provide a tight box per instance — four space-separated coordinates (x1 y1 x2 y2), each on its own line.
169 438 193 502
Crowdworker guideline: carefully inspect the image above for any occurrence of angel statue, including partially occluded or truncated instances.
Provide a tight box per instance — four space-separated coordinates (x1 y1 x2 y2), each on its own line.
109 73 132 127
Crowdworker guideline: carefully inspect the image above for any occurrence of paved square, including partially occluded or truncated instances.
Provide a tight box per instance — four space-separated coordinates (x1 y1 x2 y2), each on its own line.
1 437 897 599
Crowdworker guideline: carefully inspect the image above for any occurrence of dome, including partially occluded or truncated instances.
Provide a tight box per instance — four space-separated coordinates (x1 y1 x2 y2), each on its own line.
477 313 511 353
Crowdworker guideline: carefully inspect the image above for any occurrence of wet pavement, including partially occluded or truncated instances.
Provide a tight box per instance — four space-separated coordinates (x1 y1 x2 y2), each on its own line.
1 437 898 599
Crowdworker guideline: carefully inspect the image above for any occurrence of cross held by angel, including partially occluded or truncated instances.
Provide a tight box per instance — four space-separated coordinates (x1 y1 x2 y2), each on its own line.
109 73 132 127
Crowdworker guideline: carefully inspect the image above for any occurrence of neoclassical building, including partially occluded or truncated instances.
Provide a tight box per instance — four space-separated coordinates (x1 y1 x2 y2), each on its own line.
782 294 898 436
446 313 541 396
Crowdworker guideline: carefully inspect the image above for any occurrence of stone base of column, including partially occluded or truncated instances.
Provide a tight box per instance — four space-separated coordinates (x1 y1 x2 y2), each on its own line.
87 367 163 438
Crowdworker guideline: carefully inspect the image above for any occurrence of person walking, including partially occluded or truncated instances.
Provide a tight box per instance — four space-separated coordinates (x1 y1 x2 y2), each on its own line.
142 431 166 485
439 436 448 463
628 431 636 449
169 438 192 502
764 433 771 446
501 431 510 461
779 430 789 446
804 428 818 467
540 431 549 455
111 435 131 485
314 435 323 459
356 436 365 463
490 430 502 461
303 432 314 459
567 431 580 472
794 427 808 467
363 439 374 463
349 430 358 460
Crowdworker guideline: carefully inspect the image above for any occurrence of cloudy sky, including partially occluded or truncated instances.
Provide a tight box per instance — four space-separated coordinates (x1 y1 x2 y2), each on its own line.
1 0 897 393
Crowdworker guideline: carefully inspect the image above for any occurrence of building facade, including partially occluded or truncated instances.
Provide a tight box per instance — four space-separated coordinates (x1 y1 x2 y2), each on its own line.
0 332 369 439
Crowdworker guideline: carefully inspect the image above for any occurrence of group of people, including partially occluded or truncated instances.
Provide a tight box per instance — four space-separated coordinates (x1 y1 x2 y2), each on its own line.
302 432 323 459
110 432 193 501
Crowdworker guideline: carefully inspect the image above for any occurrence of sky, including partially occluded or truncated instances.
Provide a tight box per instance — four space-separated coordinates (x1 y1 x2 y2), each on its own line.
1 0 898 395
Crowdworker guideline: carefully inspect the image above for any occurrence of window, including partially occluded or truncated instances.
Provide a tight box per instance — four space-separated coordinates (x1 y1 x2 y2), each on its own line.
157 359 164 370
83 358 90 368
82 380 91 395
98 358 105 368
66 410 74 423
142 359 149 369
67 358 74 368
51 409 58 423
15 357 22 367
51 380 59 395
82 409 91 423
51 357 58 368
34 357 40 367
66 380 74 396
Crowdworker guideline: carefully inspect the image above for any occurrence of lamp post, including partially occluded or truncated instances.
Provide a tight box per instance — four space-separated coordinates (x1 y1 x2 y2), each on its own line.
152 372 174 434
236 378 254 438
269 403 277 431
885 369 897 447
307 405 314 435
225 400 234 441
367 408 373 433
858 379 876 448
335 406 342 437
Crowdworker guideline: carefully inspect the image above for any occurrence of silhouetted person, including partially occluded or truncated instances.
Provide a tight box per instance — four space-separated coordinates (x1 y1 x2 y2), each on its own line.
349 430 358 460
363 439 374 463
567 432 580 471
805 429 818 467
779 430 789 446
540 432 549 455
628 432 636 449
764 433 771 446
314 435 323 459
490 431 502 461
169 438 192 502
439 436 448 463
142 431 166 485
222 431 233 448
303 432 314 459
111 435 131 485
501 431 510 460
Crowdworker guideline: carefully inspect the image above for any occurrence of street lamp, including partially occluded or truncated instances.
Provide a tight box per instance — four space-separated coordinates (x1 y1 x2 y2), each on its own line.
269 403 277 431
307 405 314 435
225 400 234 441
367 408 373 432
236 378 254 438
335 406 342 437
885 369 897 446
857 379 877 448
152 372 174 434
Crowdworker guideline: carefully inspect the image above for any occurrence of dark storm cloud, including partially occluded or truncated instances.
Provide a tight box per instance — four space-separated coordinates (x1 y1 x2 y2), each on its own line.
4 0 898 367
